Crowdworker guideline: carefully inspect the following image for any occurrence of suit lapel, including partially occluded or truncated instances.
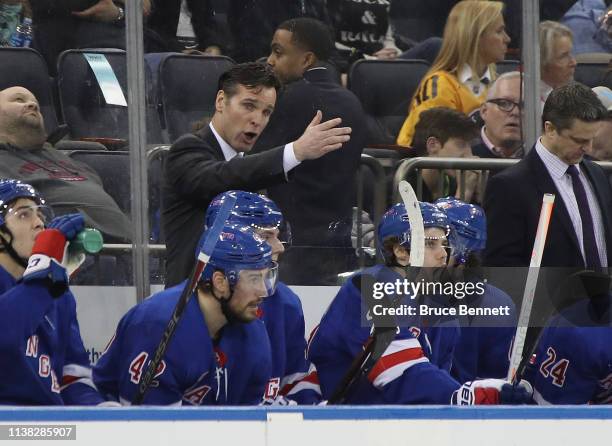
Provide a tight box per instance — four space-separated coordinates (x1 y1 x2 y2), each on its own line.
581 160 612 254
197 126 225 160
527 147 581 253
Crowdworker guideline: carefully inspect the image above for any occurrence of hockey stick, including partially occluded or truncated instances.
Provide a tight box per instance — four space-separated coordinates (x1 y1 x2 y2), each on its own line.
507 193 555 384
132 193 237 405
327 181 425 404
399 180 424 267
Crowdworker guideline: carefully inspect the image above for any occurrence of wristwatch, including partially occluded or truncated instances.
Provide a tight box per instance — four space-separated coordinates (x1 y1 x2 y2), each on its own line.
115 5 125 23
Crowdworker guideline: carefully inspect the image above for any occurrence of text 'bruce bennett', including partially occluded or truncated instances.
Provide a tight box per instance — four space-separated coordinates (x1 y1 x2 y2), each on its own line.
372 304 512 317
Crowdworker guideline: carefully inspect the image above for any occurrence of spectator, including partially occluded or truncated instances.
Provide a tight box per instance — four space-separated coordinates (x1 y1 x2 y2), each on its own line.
396 1 510 147
473 71 524 159
0 86 131 241
29 0 164 74
327 0 400 72
147 0 222 53
183 0 329 62
592 86 612 161
257 17 365 247
560 0 612 55
0 0 27 46
410 107 479 203
161 63 351 287
484 83 612 268
539 21 577 105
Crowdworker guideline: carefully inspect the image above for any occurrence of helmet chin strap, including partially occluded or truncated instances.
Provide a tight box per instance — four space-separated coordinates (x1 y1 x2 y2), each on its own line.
0 231 28 269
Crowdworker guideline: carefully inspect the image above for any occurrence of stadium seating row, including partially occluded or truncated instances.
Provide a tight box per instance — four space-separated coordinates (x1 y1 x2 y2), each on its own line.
1 47 610 148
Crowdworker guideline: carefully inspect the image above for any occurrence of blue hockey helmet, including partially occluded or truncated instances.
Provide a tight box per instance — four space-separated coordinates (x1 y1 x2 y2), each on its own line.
206 190 290 250
434 197 486 263
0 179 49 227
206 190 283 230
196 223 277 296
377 202 450 261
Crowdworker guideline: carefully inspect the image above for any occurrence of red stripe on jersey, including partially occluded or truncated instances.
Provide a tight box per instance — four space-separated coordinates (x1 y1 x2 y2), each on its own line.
367 347 425 383
280 371 320 395
61 375 80 386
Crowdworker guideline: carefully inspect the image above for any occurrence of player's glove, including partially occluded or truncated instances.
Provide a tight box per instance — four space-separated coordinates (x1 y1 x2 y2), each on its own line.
260 395 298 406
451 379 533 405
23 213 85 293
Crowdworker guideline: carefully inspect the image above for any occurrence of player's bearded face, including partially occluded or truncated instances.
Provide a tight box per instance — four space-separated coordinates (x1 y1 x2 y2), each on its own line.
226 268 270 322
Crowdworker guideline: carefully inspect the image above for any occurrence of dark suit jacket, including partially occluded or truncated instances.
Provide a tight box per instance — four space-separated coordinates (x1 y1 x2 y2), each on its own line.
161 127 287 286
471 140 499 159
483 146 612 267
253 67 366 246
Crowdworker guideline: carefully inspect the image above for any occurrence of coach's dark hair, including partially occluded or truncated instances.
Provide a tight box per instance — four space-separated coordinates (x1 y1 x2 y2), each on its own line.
277 17 333 62
412 107 478 155
542 82 608 131
217 62 281 98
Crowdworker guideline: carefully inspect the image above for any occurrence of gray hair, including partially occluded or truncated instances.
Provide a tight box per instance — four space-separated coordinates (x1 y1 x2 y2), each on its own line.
487 71 522 99
539 21 573 70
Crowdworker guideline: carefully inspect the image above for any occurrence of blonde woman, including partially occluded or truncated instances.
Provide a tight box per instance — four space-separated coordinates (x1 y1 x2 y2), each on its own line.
396 1 510 147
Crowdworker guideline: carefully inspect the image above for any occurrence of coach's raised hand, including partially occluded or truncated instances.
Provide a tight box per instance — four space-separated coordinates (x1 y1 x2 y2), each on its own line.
292 110 352 161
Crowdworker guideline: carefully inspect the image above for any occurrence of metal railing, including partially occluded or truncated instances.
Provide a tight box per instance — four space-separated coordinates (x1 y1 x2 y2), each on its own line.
392 157 612 203
356 154 387 265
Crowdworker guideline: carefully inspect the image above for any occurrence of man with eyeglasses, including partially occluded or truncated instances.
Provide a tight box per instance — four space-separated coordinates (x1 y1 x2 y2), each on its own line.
0 179 108 405
484 83 612 269
473 72 524 159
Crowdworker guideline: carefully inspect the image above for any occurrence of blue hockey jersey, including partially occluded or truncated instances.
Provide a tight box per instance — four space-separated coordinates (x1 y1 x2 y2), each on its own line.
451 283 516 382
260 282 321 404
93 281 273 405
0 266 103 405
529 296 612 405
307 264 461 404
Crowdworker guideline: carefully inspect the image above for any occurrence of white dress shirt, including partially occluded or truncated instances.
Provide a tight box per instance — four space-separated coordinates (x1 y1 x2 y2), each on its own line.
458 64 493 97
535 138 608 267
209 123 301 177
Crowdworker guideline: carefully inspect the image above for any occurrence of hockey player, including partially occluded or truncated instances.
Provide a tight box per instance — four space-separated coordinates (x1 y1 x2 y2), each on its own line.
527 272 612 405
0 179 105 405
434 197 516 383
307 201 532 404
206 191 320 404
93 223 276 405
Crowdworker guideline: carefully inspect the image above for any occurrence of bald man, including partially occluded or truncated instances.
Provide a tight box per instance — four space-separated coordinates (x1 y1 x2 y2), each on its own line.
0 87 130 240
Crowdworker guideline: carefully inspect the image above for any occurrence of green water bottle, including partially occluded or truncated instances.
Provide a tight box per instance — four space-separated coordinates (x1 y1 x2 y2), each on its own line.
68 228 104 255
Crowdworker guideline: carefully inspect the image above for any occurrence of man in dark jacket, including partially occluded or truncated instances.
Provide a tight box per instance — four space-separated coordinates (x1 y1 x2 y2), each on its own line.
257 18 366 247
161 62 352 287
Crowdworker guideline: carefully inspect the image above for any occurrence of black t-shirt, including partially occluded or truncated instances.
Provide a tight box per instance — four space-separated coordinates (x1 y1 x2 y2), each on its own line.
328 0 390 55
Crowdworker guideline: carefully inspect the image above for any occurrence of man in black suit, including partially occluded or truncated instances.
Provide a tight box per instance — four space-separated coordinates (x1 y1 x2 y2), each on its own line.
484 83 612 269
472 71 524 159
162 62 352 287
256 17 366 249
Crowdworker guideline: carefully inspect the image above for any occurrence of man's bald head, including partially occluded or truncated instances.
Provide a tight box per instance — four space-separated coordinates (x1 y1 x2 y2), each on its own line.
0 86 46 148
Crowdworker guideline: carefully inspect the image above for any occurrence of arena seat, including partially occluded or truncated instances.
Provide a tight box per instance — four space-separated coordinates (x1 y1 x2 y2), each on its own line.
68 149 165 238
57 49 163 143
68 150 131 215
348 59 430 146
152 54 234 142
146 145 170 244
0 47 58 134
574 62 609 88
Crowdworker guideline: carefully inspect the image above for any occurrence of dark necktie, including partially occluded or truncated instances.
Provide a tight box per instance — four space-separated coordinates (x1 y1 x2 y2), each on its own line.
566 165 601 268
